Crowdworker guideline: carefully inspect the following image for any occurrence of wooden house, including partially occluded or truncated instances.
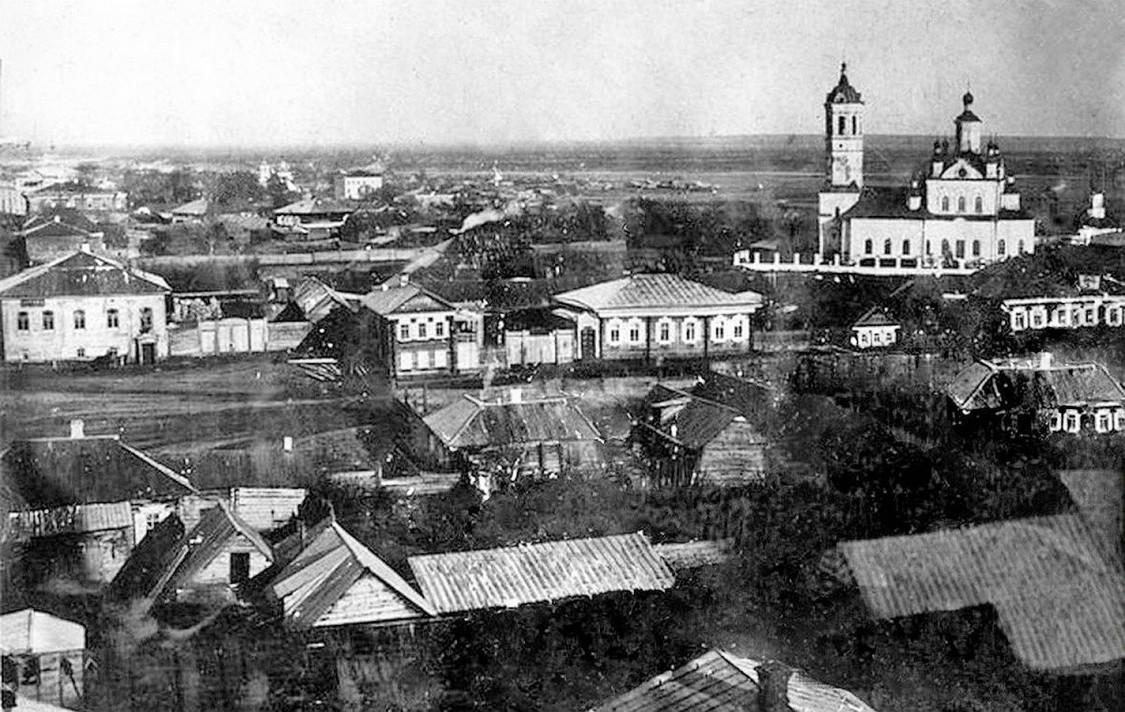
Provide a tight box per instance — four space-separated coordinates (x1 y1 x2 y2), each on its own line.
498 307 577 368
0 609 87 710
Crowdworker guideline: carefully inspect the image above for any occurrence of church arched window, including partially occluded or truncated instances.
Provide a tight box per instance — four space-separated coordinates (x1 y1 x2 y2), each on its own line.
852 116 857 135
957 196 966 212
972 240 980 257
941 239 951 256
1018 240 1026 254
838 116 846 135
883 239 892 255
864 239 873 255
998 239 1006 256
974 196 983 213
941 196 950 212
902 239 911 255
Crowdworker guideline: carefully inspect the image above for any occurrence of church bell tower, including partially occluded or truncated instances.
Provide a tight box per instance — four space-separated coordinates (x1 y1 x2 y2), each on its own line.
824 63 864 188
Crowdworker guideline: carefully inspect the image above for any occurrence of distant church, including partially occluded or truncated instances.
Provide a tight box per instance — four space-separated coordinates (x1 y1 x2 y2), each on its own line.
817 64 1035 269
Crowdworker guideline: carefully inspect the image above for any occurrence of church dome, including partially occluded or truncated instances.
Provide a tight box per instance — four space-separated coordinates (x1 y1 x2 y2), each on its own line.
825 63 863 104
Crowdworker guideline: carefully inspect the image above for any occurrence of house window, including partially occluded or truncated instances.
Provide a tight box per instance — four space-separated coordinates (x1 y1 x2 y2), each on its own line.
1064 411 1079 433
1049 411 1062 432
902 240 910 255
17 311 29 330
941 196 950 212
77 348 85 358
859 331 870 347
400 323 410 340
972 240 980 257
733 322 744 339
1095 411 1111 433
713 320 725 341
872 330 881 345
42 311 55 330
146 511 162 530
941 239 951 256
418 322 427 339
683 321 696 343
140 307 153 332
658 321 670 343
1031 310 1045 328
1115 409 1125 431
434 321 444 338
74 309 86 329
957 196 966 212
975 196 983 213
864 239 873 255
628 323 640 343
883 239 892 255
1012 311 1026 330
997 240 1006 256
608 324 620 344
1018 240 1026 254
1107 307 1122 326
107 308 119 328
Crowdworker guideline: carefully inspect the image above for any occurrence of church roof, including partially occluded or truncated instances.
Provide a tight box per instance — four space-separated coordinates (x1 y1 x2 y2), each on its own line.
825 63 862 104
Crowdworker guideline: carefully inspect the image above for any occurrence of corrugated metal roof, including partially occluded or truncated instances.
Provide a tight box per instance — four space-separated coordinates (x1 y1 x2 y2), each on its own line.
946 360 1125 411
589 649 875 712
424 394 603 450
0 249 171 298
0 609 86 655
270 519 434 628
554 274 763 313
9 501 133 537
837 514 1125 671
408 532 674 614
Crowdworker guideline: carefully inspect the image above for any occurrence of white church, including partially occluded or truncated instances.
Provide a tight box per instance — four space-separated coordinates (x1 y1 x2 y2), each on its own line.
817 65 1036 270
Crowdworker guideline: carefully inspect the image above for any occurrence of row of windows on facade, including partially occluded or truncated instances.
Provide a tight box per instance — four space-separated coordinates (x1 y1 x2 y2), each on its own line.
399 319 445 340
863 237 1025 258
852 328 898 348
398 347 448 370
15 308 152 332
1048 407 1125 434
1010 303 1125 331
939 195 985 213
607 318 746 346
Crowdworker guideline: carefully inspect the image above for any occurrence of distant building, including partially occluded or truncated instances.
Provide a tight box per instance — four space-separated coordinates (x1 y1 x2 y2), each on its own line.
552 273 764 362
591 649 876 712
850 307 900 349
0 609 87 710
25 182 127 213
272 197 356 239
169 198 209 223
334 165 385 200
1002 274 1125 332
360 280 482 378
1075 193 1119 245
19 212 106 264
946 354 1125 435
818 64 1034 269
633 373 771 487
0 248 172 364
0 179 27 216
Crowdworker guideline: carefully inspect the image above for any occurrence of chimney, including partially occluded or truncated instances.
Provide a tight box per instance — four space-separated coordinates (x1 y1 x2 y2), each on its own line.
510 387 522 404
757 660 793 712
70 419 85 439
283 436 294 452
399 273 409 288
1038 352 1053 369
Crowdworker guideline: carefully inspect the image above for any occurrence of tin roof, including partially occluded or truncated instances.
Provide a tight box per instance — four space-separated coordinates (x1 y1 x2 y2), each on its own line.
0 249 171 298
554 273 763 314
0 609 86 655
423 394 602 450
275 197 356 216
360 283 456 316
269 518 435 627
837 514 1125 671
407 531 674 614
171 198 209 216
590 649 875 712
946 359 1125 411
1 435 196 508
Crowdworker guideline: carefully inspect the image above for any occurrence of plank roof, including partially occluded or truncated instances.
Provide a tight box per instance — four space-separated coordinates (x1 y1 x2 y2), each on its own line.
554 273 763 314
837 514 1125 671
360 282 456 316
170 198 209 216
946 359 1125 411
9 501 133 538
0 249 171 298
407 531 674 614
590 649 875 712
1 435 196 508
0 609 86 655
423 394 602 450
269 518 435 628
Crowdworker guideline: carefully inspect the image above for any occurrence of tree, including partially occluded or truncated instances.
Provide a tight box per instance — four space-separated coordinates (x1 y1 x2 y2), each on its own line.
211 170 264 211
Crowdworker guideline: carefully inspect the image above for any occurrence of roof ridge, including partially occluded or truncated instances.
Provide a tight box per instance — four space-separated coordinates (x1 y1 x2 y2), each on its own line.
331 522 436 616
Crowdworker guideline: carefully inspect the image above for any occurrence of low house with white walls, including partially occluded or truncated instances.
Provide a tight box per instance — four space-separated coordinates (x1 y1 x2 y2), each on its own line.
946 354 1125 436
850 307 901 349
1002 274 1125 333
552 273 764 363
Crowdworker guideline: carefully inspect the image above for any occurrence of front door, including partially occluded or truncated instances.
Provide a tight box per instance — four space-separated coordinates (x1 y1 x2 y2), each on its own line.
580 327 597 360
230 552 250 584
141 342 156 365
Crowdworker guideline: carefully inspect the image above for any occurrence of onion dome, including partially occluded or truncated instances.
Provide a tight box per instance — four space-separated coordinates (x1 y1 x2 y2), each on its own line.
825 63 863 104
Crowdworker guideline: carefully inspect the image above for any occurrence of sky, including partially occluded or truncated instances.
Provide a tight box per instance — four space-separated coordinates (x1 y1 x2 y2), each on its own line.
1 0 1123 147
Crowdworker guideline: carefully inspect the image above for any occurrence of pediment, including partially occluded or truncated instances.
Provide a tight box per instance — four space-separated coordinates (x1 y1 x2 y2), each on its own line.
940 159 984 180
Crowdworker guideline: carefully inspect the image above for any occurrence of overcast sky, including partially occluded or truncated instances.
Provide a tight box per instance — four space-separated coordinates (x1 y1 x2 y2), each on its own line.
1 0 1122 147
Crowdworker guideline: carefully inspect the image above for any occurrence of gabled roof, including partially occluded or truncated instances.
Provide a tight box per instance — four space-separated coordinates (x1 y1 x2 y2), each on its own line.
852 307 898 328
360 282 456 316
424 393 602 449
946 359 1125 411
590 649 876 712
408 531 674 614
554 273 763 314
170 198 209 216
0 249 171 298
21 216 97 240
837 514 1125 671
269 518 435 628
645 385 742 450
0 609 86 655
23 209 97 233
275 197 356 215
1 435 196 509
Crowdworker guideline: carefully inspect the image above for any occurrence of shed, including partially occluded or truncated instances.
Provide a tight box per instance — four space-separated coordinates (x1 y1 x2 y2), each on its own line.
0 610 87 710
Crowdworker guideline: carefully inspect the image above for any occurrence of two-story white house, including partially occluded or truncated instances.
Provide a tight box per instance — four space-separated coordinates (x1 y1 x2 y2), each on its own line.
552 273 764 362
0 248 172 364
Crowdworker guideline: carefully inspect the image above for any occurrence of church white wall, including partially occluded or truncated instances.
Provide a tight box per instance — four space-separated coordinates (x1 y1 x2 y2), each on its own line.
926 179 1003 216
